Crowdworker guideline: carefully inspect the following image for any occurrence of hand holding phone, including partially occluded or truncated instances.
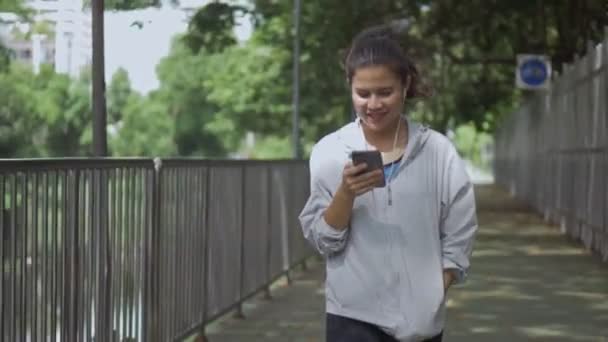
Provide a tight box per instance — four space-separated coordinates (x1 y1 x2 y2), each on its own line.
339 150 386 197
351 150 385 184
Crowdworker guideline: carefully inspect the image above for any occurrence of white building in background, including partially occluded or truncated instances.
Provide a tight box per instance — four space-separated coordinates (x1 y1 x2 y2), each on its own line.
0 13 54 68
0 0 91 77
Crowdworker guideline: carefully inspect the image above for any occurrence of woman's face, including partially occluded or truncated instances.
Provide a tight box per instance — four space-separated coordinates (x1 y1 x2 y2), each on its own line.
351 65 407 133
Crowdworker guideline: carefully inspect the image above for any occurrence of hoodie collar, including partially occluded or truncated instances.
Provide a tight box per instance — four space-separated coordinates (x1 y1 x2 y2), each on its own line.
337 115 430 163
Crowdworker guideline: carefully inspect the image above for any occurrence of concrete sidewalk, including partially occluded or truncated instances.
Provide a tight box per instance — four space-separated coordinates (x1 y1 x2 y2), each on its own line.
204 185 608 341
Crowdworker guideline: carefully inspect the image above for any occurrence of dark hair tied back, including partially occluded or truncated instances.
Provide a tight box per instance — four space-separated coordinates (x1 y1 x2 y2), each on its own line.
344 24 432 99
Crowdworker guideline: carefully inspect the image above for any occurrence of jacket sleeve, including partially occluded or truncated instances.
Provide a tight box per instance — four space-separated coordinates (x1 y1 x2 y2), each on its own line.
298 145 349 256
440 147 478 284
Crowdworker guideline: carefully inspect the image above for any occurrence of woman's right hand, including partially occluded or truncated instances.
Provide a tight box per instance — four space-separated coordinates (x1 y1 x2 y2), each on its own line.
339 162 384 198
323 162 383 231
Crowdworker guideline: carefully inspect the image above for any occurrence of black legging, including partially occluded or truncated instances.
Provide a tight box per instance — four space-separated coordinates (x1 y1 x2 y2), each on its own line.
326 313 443 342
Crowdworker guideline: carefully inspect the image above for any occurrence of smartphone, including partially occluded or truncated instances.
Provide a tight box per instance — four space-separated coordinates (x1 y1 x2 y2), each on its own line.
350 150 386 187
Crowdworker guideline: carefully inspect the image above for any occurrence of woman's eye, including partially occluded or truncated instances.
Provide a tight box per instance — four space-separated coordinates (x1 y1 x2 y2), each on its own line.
355 90 392 98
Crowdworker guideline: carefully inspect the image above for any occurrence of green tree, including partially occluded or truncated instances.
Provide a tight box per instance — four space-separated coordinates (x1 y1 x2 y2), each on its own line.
202 27 292 151
34 65 92 156
107 67 132 123
182 0 607 154
110 92 177 156
244 134 291 159
452 122 493 170
105 68 178 156
0 63 92 157
0 45 12 72
155 36 226 157
0 0 31 17
417 0 608 131
182 2 248 54
0 63 39 156
186 0 425 151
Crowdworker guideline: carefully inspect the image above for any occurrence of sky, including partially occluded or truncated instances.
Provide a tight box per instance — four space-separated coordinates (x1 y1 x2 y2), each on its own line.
105 2 252 94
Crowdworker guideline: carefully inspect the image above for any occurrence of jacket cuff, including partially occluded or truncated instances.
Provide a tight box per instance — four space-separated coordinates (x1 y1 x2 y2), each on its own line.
443 258 467 284
318 215 348 239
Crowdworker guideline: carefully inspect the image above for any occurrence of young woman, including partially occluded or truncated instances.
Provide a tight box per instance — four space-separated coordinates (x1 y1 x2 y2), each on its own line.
299 25 478 342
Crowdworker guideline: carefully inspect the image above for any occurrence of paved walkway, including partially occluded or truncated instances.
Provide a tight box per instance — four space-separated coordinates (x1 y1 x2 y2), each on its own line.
204 185 608 341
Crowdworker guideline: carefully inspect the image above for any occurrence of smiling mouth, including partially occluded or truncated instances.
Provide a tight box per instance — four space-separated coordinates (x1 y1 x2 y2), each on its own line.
366 112 388 121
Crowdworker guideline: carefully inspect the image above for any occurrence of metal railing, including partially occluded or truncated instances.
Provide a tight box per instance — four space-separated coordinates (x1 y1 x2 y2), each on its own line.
494 29 608 262
0 158 312 341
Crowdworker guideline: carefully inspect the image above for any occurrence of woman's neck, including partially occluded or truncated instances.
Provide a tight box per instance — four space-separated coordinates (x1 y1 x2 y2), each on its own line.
362 116 408 152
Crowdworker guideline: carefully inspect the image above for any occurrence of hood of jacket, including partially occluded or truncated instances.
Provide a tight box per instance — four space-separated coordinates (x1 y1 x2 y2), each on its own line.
334 116 431 169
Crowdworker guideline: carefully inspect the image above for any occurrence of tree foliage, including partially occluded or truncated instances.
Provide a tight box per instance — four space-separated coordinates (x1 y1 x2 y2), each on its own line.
0 0 31 17
182 2 248 54
154 36 227 157
110 92 177 156
239 1 604 142
0 64 92 157
1 1 606 159
417 0 608 131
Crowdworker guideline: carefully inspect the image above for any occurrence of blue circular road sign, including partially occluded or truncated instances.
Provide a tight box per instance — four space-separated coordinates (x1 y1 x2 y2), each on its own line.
519 58 549 87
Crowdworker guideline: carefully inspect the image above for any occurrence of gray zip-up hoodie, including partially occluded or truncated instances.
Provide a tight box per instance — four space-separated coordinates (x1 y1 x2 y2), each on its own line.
299 117 477 341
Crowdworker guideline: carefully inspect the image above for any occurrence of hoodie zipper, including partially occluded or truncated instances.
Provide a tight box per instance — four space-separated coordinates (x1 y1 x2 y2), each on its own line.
385 118 402 206
386 155 406 206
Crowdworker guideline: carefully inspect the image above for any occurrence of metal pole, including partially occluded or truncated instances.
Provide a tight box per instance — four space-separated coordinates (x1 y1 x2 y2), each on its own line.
92 0 107 156
292 0 301 159
234 166 246 319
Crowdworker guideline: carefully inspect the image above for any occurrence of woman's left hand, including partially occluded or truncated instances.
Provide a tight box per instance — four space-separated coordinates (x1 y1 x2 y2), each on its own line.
442 270 455 293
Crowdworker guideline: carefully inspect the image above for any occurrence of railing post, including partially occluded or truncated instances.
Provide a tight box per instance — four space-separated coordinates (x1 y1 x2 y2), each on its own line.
284 165 292 286
99 168 113 342
234 166 246 320
63 170 79 341
143 158 162 342
603 26 608 262
196 166 211 342
264 166 273 300
0 176 3 341
585 40 595 251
